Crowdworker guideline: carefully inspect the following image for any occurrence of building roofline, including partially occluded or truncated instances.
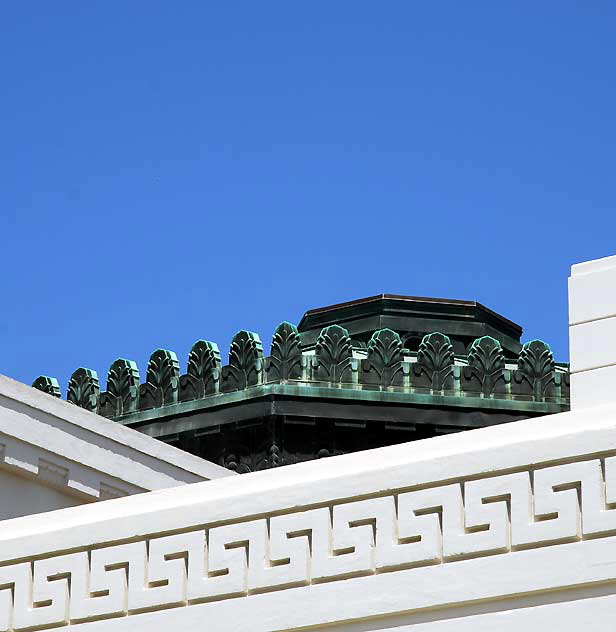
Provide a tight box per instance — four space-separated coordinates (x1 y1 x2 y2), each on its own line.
301 294 523 337
0 374 234 488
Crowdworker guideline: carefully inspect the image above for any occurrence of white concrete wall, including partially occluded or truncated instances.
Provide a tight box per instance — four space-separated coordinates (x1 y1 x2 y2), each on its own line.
1 400 616 631
0 469 82 519
0 374 233 520
569 253 616 408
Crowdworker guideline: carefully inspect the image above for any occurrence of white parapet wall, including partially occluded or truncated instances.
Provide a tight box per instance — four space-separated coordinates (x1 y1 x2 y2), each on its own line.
569 253 616 409
0 375 233 519
1 401 616 631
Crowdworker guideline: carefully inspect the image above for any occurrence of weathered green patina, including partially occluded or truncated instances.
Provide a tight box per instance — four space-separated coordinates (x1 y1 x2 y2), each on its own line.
32 295 569 472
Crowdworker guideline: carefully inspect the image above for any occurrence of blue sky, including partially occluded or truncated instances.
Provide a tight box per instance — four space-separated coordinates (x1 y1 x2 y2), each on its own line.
1 2 614 390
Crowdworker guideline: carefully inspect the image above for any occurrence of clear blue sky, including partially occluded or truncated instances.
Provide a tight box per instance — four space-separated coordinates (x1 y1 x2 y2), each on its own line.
1 2 614 389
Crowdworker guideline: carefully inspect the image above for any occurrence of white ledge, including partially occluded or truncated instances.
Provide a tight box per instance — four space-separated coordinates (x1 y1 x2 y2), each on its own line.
0 374 233 506
571 253 616 276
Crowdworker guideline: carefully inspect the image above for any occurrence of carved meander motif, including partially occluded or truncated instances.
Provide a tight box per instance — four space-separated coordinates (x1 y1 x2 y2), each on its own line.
0 454 614 630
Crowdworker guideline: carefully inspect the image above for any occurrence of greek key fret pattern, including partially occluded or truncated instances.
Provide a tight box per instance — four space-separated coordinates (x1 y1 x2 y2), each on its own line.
1 457 616 630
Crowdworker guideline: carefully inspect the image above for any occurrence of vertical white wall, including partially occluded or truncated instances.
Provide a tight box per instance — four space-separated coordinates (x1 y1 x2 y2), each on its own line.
569 254 616 409
0 470 83 520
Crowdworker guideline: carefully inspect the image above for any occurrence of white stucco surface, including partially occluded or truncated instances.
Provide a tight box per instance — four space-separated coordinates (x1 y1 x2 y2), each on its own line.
0 469 81 518
1 400 616 630
0 374 233 519
569 253 616 409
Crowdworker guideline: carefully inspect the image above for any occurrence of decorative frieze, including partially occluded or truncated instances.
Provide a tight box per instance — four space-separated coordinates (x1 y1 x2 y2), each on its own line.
0 454 612 630
32 325 568 419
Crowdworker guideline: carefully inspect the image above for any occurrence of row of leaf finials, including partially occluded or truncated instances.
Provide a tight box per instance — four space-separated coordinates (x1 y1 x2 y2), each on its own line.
31 322 568 418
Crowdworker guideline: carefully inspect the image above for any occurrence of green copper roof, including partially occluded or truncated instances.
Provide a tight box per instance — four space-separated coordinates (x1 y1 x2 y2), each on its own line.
32 322 569 423
298 294 525 356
